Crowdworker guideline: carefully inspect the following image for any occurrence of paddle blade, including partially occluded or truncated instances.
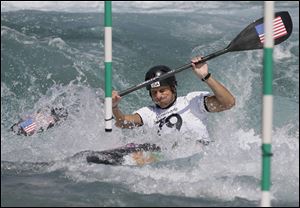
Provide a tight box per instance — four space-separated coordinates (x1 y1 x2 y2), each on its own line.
227 11 293 52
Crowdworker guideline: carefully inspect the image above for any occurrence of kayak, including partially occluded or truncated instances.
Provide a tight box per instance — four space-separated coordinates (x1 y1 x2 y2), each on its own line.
72 143 162 166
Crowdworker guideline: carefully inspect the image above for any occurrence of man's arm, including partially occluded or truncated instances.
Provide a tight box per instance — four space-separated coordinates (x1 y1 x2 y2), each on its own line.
191 56 235 112
112 91 143 128
203 76 235 112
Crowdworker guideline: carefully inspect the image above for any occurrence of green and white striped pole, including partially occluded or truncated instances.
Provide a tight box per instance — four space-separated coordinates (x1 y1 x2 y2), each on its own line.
261 1 274 207
104 1 112 132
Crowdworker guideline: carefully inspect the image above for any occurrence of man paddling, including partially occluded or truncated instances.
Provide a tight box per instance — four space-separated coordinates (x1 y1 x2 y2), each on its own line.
112 56 235 145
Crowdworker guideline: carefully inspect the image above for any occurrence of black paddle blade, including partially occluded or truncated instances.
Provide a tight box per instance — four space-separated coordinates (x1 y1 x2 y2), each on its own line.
227 11 293 52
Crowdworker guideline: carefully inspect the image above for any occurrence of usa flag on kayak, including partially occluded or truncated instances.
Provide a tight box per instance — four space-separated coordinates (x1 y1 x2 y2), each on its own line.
20 118 36 134
255 16 288 43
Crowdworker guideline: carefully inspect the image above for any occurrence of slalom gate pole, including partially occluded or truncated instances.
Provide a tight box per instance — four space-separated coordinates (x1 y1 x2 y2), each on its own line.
261 1 274 207
104 1 113 132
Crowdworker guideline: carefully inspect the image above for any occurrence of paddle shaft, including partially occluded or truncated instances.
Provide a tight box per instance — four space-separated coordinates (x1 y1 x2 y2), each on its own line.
119 47 229 97
118 11 292 97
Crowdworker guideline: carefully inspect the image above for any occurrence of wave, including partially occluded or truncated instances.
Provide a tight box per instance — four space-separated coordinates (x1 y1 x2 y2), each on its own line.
2 2 299 14
1 7 298 206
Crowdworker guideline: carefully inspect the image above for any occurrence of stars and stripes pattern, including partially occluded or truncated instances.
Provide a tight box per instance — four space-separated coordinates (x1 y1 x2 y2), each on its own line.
19 118 37 134
255 16 288 43
19 114 55 135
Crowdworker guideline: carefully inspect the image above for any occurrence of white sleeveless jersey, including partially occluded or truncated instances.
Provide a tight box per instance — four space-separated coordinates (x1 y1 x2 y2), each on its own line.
134 91 211 142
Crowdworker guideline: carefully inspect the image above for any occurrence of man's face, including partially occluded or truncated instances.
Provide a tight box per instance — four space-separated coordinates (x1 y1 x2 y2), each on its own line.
150 86 175 108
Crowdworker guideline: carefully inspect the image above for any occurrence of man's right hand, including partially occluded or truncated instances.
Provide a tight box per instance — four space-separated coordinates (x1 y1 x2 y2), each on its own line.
111 90 143 128
112 90 121 108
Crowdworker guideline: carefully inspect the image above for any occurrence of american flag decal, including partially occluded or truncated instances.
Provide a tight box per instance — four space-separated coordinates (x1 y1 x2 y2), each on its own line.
20 118 37 134
255 16 288 43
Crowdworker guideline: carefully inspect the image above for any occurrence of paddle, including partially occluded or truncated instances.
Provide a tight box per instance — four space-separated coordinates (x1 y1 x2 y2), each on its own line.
119 11 292 97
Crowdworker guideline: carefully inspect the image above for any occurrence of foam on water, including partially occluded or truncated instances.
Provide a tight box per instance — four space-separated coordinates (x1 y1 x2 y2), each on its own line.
1 3 299 206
